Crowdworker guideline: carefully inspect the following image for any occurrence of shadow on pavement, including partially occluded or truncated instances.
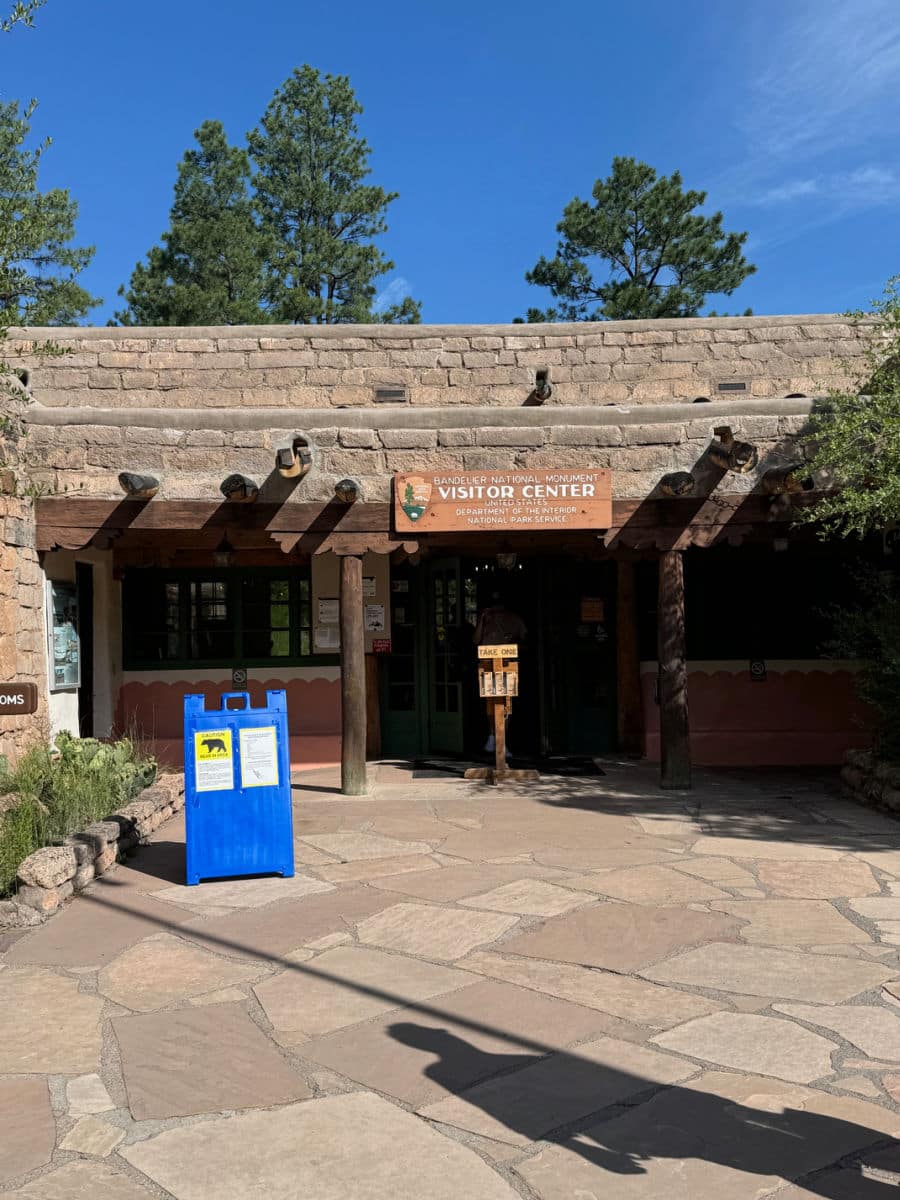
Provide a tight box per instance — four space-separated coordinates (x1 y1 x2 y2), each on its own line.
390 1023 899 1196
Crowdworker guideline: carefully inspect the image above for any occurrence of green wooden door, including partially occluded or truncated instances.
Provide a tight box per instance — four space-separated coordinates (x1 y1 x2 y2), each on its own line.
427 558 465 754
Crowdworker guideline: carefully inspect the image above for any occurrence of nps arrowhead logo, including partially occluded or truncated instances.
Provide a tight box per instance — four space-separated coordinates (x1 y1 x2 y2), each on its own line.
399 475 431 521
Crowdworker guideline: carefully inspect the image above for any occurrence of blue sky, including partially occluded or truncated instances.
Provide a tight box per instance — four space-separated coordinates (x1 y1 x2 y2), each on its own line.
3 0 900 324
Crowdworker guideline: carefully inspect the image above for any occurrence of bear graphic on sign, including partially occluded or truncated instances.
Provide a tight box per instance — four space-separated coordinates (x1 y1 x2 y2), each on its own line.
201 736 228 755
400 476 431 521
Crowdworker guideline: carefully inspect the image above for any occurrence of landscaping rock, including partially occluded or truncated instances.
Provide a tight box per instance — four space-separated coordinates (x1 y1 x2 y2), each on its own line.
73 863 95 889
0 898 43 927
17 844 78 888
16 883 62 913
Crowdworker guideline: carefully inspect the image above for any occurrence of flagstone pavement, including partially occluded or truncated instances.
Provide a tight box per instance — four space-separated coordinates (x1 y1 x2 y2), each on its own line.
3 759 900 1198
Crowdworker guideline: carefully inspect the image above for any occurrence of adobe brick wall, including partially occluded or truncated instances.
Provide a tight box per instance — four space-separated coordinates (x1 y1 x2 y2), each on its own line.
5 314 872 411
0 495 47 761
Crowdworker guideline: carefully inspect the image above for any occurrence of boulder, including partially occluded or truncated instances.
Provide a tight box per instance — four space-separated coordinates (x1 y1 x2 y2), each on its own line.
17 845 78 889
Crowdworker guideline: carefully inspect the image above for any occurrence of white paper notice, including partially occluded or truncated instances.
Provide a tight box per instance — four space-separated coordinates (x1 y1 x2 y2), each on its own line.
239 726 280 788
194 729 234 793
314 625 340 650
364 603 385 632
363 575 376 597
318 597 339 624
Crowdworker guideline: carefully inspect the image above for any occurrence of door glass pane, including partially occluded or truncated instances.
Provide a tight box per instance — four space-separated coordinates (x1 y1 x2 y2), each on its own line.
189 580 233 660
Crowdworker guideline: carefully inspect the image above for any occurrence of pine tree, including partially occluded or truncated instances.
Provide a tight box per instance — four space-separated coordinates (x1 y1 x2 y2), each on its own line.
521 157 754 322
116 121 266 326
248 65 420 324
1 1 44 33
0 99 99 325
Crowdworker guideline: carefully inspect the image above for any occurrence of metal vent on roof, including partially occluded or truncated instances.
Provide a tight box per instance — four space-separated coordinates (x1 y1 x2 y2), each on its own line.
717 381 748 393
374 385 408 404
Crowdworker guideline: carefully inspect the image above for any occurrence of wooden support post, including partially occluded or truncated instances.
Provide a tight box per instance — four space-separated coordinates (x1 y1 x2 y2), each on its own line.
657 550 691 789
616 559 643 756
340 553 367 795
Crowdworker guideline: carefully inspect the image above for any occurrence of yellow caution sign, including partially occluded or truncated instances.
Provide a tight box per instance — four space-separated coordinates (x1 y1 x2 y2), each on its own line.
194 728 234 792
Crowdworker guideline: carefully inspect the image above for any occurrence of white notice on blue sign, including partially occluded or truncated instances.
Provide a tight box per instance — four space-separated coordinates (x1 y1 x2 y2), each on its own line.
239 726 280 788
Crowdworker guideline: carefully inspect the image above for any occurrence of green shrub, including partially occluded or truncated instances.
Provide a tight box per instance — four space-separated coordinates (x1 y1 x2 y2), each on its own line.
822 567 900 763
0 733 157 895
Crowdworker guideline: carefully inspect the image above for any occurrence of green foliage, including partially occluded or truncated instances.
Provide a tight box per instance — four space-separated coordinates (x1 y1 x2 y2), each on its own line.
0 99 100 325
0 733 157 895
1 0 44 32
116 121 268 326
822 568 900 762
521 156 755 322
248 65 420 324
799 278 900 538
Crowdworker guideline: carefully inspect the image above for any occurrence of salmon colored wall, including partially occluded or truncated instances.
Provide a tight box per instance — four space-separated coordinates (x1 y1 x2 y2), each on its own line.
640 662 871 766
117 675 341 771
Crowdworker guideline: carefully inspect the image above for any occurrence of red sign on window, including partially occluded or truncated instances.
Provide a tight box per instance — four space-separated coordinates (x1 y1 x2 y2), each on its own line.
372 639 392 654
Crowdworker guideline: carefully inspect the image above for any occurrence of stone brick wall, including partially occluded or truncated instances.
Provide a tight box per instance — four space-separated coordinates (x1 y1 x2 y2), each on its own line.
21 400 813 503
0 495 46 761
6 314 873 411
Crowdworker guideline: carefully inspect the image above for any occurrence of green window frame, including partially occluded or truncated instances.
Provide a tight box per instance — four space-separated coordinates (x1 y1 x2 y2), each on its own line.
122 567 338 670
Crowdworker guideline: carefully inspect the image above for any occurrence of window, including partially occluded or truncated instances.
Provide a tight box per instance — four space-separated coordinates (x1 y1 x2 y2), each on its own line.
123 569 320 669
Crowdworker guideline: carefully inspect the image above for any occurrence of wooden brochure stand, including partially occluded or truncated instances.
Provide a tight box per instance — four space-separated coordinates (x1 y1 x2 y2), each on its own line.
464 644 539 785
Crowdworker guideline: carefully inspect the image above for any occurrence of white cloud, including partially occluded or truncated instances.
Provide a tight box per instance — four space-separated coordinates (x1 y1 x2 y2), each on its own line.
741 0 900 161
373 276 412 313
753 165 900 207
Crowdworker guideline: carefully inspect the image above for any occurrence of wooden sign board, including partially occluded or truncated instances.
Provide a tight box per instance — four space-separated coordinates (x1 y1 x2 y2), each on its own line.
0 682 38 716
478 644 518 659
394 469 612 533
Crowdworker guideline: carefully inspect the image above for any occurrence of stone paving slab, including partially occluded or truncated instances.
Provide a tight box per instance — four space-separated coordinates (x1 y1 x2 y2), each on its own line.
419 1035 696 1146
565 863 732 903
0 1077 54 1184
650 1011 837 1082
58 1116 125 1157
98 933 264 1011
355 901 519 961
457 877 594 916
713 899 868 945
756 860 881 898
644 942 895 1002
122 1092 521 1200
66 1073 114 1116
301 978 642 1106
496 901 741 973
0 966 103 1073
114 1003 310 1118
3 1162 156 1199
773 1003 900 1061
253 945 471 1039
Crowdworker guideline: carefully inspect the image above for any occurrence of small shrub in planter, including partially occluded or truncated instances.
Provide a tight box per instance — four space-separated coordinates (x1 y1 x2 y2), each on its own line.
0 733 157 895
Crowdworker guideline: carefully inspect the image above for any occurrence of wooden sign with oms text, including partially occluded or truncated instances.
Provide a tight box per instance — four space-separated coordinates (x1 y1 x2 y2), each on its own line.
0 682 38 716
394 469 612 533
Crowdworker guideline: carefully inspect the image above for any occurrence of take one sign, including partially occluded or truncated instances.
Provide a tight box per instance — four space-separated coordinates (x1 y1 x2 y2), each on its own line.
394 469 612 533
0 683 38 715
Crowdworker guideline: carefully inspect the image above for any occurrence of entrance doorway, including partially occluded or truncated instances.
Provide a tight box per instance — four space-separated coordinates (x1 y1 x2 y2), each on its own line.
379 554 617 761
